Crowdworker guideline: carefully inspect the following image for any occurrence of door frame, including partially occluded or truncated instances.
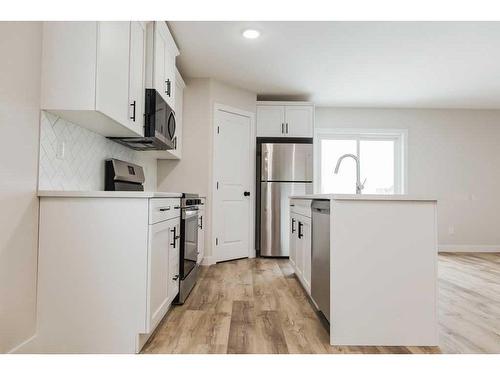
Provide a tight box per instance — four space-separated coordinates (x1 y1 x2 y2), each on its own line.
212 103 256 263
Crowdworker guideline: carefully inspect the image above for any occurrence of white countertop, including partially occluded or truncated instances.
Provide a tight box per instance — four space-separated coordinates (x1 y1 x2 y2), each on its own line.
37 190 183 198
290 194 437 201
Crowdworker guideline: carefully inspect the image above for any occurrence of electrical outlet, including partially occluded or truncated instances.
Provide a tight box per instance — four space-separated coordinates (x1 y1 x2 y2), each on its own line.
56 141 65 160
448 225 455 235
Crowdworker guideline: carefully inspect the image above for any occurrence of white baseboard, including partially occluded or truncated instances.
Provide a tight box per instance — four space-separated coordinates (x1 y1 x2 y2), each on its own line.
439 244 500 253
200 256 216 266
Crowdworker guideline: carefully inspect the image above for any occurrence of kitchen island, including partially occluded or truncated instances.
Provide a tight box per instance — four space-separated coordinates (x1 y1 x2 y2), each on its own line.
289 194 438 347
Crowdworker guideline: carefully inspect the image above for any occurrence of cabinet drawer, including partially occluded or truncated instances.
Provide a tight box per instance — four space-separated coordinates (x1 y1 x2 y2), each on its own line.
290 199 312 218
149 198 181 224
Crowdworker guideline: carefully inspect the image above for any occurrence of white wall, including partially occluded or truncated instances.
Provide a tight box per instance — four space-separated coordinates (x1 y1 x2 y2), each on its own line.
0 22 42 353
316 107 500 251
157 78 256 262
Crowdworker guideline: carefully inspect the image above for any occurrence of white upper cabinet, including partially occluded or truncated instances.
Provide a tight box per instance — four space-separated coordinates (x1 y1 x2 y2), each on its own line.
144 68 185 160
128 21 147 135
256 102 314 138
96 22 131 130
41 21 147 137
149 21 178 109
256 105 285 137
285 106 314 138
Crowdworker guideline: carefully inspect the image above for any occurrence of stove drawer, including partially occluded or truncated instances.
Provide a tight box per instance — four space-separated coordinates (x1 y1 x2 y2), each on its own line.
149 198 181 224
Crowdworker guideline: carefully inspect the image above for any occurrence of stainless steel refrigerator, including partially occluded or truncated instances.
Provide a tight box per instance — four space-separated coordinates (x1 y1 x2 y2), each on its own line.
257 141 313 257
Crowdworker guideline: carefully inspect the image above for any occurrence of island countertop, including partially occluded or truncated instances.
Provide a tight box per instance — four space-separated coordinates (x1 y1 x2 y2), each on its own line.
289 193 437 201
37 190 183 198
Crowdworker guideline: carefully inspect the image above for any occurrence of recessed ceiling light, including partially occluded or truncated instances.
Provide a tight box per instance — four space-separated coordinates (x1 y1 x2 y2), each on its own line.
242 29 260 39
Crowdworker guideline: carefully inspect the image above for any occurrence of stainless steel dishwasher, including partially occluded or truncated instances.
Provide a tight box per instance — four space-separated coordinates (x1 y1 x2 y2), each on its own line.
311 200 330 323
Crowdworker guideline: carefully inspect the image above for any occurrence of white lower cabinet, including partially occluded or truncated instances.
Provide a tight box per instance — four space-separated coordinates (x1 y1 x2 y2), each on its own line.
299 216 312 292
168 220 181 299
33 195 182 354
289 201 312 294
147 215 180 333
146 198 181 333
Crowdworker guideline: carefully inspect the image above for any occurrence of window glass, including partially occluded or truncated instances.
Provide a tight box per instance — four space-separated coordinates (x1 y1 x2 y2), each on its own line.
359 140 395 194
319 134 402 194
320 139 357 193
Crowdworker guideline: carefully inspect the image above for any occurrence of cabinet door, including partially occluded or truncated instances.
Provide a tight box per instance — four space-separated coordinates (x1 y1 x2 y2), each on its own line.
153 23 167 103
285 106 314 138
96 22 131 127
147 220 170 332
197 210 205 264
168 219 180 302
128 21 146 135
163 42 176 109
301 217 312 293
257 105 285 137
153 22 176 108
295 218 304 278
289 214 297 267
170 70 184 158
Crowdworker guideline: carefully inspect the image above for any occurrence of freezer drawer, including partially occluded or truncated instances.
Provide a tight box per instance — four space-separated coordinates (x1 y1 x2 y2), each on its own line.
260 181 312 257
261 143 313 182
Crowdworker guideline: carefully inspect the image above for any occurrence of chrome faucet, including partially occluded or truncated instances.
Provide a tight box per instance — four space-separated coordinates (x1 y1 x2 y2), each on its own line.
334 154 366 194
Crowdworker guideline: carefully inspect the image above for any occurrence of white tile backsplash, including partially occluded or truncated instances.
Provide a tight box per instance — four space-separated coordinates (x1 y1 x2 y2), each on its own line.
38 111 157 191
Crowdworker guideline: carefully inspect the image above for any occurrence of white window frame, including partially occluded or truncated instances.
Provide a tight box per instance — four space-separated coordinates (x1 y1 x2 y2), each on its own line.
314 128 408 194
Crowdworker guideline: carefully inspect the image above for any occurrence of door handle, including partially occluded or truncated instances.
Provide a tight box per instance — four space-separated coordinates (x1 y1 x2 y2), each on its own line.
281 123 284 134
298 221 303 239
286 123 288 134
244 191 250 197
291 218 296 233
172 275 179 281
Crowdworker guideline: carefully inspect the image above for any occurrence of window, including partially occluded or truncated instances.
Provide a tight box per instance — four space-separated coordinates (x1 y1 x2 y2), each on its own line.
316 129 407 194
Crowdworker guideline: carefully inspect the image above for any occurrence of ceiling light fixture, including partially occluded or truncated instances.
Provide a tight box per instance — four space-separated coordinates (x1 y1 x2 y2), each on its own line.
242 29 260 39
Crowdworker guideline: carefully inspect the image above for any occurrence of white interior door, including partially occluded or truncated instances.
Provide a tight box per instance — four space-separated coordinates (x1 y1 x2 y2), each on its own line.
214 108 252 262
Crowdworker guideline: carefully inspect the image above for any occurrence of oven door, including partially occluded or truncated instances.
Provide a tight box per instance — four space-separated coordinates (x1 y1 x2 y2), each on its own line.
181 207 199 279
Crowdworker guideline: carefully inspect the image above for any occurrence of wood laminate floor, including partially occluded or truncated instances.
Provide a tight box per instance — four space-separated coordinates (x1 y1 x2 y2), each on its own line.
141 253 500 354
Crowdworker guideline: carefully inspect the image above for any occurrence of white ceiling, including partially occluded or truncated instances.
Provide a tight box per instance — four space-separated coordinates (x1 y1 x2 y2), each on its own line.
169 21 500 109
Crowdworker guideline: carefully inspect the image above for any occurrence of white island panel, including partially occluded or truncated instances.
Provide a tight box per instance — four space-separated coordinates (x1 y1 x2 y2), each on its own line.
330 199 438 346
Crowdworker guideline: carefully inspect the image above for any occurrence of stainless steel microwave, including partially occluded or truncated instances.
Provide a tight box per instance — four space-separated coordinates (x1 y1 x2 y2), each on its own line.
109 89 176 151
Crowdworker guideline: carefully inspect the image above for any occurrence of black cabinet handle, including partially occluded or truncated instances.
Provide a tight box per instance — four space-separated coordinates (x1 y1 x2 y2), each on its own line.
159 206 171 212
291 218 296 233
244 191 250 197
298 221 303 239
172 275 179 281
130 100 136 121
281 123 284 134
170 227 180 248
166 79 171 96
199 216 203 229
286 122 288 134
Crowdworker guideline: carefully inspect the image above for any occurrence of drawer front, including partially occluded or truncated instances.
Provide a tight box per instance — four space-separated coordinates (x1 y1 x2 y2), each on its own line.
290 199 312 218
149 198 181 224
